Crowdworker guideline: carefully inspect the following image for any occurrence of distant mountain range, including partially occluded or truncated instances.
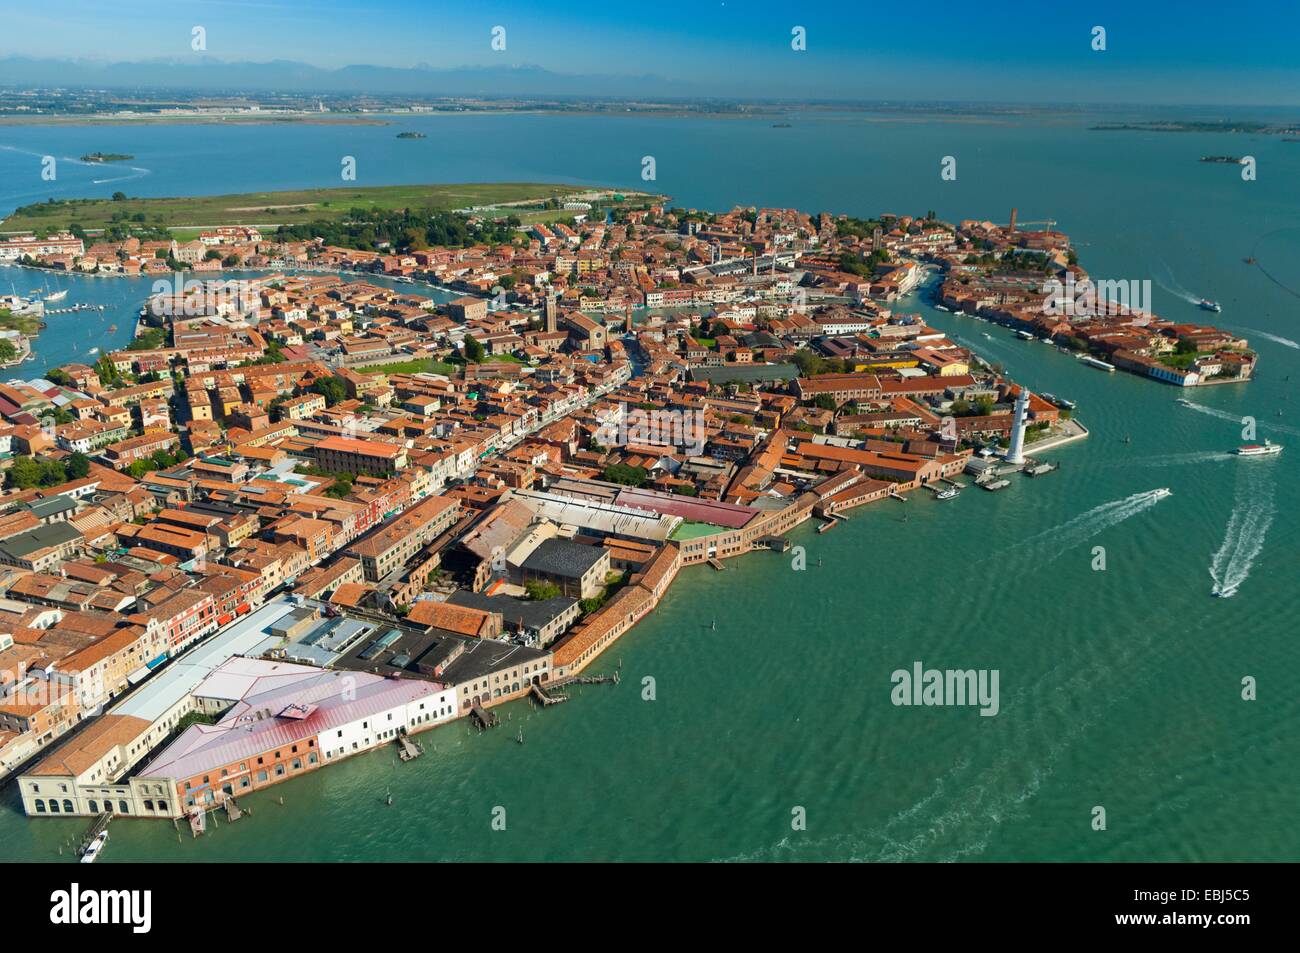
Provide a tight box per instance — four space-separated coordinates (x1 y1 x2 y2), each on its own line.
0 56 704 98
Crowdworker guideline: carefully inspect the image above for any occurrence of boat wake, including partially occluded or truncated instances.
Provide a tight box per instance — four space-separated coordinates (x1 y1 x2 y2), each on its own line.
1176 398 1300 437
1150 258 1203 306
91 166 152 186
1110 450 1235 468
1208 466 1275 598
1015 489 1169 562
1175 400 1241 424
1234 327 1300 351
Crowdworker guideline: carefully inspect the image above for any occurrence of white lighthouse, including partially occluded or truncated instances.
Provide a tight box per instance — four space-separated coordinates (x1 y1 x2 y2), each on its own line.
1004 387 1030 465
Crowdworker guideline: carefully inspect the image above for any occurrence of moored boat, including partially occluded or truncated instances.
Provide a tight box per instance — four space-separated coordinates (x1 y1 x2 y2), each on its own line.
80 830 108 863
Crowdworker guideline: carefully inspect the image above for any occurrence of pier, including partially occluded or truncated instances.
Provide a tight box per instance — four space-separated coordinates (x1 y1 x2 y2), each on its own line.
45 303 103 315
470 704 500 729
78 811 112 854
396 731 424 761
529 683 568 706
706 557 726 571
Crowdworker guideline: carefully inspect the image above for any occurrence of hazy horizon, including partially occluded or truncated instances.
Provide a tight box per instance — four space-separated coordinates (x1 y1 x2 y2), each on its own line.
2 0 1298 106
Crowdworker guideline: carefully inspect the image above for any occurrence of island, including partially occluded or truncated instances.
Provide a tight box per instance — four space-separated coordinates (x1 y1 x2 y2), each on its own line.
0 182 661 234
79 151 135 162
0 186 1257 829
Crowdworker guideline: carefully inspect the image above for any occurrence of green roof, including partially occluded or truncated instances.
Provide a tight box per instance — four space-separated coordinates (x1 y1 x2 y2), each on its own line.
669 521 723 542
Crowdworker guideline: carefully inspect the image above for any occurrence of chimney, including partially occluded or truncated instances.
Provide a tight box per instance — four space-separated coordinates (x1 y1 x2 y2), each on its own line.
1009 208 1018 233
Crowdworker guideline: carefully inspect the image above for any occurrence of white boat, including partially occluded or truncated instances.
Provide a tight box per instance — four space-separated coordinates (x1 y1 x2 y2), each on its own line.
80 830 108 863
1079 355 1116 372
1199 299 1222 313
44 288 68 302
1151 488 1173 500
936 486 960 500
88 347 99 355
1016 330 1035 340
1234 440 1282 457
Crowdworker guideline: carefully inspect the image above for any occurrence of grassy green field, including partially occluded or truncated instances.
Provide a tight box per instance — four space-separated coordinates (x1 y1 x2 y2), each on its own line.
0 182 614 234
369 357 459 376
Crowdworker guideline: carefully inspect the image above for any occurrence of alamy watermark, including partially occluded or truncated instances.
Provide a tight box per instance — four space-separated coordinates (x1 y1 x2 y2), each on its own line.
594 402 706 456
891 661 1000 716
1041 273 1151 318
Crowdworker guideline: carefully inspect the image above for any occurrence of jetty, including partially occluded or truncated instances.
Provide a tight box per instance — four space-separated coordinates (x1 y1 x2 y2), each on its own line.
470 704 500 729
223 798 243 821
529 683 568 706
706 557 726 571
816 516 839 534
981 479 1012 492
396 731 424 761
78 811 112 855
45 303 103 315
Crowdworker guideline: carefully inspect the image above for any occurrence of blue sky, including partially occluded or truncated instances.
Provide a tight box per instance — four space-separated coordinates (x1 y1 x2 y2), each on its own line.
3 0 1298 104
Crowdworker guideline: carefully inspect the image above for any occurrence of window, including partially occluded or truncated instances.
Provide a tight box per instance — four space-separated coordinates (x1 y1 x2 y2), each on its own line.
34 800 46 813
256 771 268 783
118 801 127 814
89 800 99 813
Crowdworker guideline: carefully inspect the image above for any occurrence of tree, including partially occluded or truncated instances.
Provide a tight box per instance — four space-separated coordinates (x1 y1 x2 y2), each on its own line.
524 580 561 601
6 456 41 489
67 452 91 479
0 340 16 364
311 375 349 407
602 463 648 487
813 393 838 411
463 334 485 364
111 191 127 202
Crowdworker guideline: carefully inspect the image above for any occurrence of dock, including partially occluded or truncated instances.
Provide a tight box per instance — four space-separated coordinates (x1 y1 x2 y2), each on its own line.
396 732 424 761
816 517 839 534
1024 461 1059 477
706 557 726 571
78 811 112 854
223 798 243 821
981 479 1012 491
529 683 568 706
45 303 103 315
756 535 791 553
470 704 500 729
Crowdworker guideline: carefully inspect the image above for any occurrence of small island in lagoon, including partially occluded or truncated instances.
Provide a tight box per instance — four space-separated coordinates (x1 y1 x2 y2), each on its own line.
80 152 134 162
